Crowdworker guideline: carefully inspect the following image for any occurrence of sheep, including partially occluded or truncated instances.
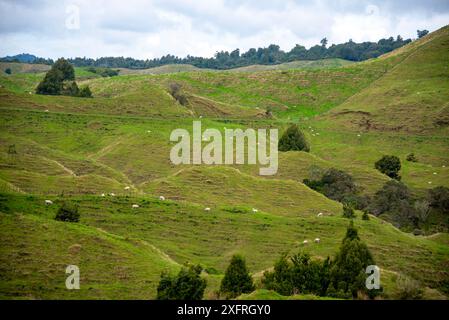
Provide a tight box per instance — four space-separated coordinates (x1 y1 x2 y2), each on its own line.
101 193 105 197
252 208 258 213
110 193 115 196
45 200 53 205
317 212 323 217
132 204 139 209
303 240 309 245
357 134 361 137
44 109 49 112
204 207 211 212
433 172 437 175
314 238 321 243
124 186 130 190
159 196 165 201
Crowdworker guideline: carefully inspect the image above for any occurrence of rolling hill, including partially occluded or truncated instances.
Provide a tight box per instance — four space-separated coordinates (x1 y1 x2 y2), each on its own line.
0 26 448 299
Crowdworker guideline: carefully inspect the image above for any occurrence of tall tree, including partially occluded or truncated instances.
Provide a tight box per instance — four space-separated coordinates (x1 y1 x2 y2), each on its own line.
220 255 254 298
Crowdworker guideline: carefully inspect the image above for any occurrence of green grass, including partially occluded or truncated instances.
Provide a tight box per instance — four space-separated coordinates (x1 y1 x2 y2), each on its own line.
0 26 448 299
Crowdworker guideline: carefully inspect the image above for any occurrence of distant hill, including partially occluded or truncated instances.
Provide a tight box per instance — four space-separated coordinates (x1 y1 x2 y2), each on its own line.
0 53 38 63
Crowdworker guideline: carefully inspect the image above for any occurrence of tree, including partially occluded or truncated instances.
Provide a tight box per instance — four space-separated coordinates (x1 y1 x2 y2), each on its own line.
428 186 449 213
36 68 64 95
62 81 79 96
52 58 75 81
328 221 376 298
342 203 356 219
369 180 411 216
278 124 310 152
320 37 328 48
414 200 430 225
55 202 80 222
5 68 12 74
157 264 206 300
375 155 401 180
417 30 429 39
406 153 417 162
220 255 254 298
78 85 92 98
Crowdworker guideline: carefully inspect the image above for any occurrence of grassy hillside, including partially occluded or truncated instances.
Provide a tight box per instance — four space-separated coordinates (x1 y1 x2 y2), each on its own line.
0 27 448 299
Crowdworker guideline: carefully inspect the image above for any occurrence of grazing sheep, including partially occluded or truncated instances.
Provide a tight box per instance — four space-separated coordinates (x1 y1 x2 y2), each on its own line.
252 208 258 213
303 240 309 245
45 200 53 205
132 204 139 208
124 186 130 190
357 134 361 137
159 196 165 201
317 212 323 217
204 207 211 211
315 238 321 243
433 172 437 175
110 193 115 196
44 109 49 112
101 193 105 197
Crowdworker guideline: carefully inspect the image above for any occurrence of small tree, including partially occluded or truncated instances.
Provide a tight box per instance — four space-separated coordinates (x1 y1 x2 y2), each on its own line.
157 264 206 300
220 255 254 298
417 30 429 39
55 202 80 222
36 68 64 95
375 155 401 180
428 186 449 213
78 85 93 98
278 124 310 152
342 202 356 219
362 210 369 220
406 153 417 162
52 58 75 81
328 221 376 298
5 68 12 75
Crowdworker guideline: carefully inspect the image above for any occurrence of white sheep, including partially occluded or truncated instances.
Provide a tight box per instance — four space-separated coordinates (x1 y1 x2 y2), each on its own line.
110 193 115 196
252 208 258 213
303 240 309 245
124 186 130 190
44 109 49 112
159 196 165 201
204 207 211 211
315 238 321 243
45 200 53 205
101 193 105 197
132 204 139 208
317 212 323 217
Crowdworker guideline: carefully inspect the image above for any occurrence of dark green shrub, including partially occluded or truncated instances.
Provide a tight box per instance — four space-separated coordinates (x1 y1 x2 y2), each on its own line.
36 69 64 95
362 211 369 220
5 68 12 74
220 255 254 298
78 86 93 98
157 264 206 300
428 186 449 213
278 124 310 152
375 155 401 180
55 202 80 222
342 203 356 219
406 153 417 162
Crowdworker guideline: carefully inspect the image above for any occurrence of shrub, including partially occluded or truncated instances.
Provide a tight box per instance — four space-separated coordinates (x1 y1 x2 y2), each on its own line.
78 86 93 98
428 186 449 213
342 202 356 218
220 255 254 298
157 264 206 300
278 124 309 152
52 58 75 81
406 153 417 162
395 275 423 300
168 83 188 106
368 180 411 216
262 253 330 296
328 221 376 298
62 81 79 96
55 202 80 222
36 69 64 95
375 155 401 180
5 68 12 75
362 210 369 220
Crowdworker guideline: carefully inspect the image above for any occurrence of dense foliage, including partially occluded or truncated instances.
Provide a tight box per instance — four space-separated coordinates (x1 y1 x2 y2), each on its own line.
278 124 310 152
36 58 92 97
29 36 411 70
220 255 254 298
375 155 401 180
157 264 206 300
263 221 379 299
55 202 80 222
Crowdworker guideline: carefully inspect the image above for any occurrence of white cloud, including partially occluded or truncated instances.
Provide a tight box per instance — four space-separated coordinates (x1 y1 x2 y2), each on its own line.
0 0 448 59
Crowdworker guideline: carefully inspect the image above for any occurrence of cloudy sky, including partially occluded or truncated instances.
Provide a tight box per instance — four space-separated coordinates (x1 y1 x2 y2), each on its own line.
1 0 448 59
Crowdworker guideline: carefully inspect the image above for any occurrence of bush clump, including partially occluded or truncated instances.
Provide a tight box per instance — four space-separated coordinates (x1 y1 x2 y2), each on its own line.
55 202 80 222
220 255 254 298
157 264 206 300
375 155 401 180
278 124 310 152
